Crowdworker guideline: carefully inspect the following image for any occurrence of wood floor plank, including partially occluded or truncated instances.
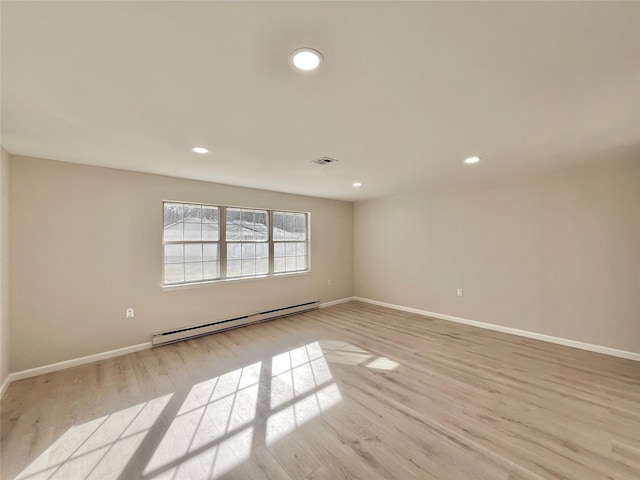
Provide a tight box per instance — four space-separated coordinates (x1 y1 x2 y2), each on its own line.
233 443 293 480
263 434 320 480
303 465 333 480
1 301 639 479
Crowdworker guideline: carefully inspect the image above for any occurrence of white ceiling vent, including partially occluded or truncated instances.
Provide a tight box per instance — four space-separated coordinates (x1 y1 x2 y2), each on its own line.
311 156 340 165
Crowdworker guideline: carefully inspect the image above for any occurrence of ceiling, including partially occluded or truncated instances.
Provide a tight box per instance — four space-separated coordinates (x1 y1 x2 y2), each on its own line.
2 1 639 202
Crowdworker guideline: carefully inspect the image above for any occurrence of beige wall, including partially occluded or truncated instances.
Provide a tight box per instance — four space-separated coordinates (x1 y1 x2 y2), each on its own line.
8 152 639 373
10 156 353 372
354 157 640 353
0 148 9 385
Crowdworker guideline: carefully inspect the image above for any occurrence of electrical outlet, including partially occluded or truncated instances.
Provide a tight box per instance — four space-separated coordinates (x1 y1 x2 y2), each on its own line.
457 289 463 297
126 308 135 318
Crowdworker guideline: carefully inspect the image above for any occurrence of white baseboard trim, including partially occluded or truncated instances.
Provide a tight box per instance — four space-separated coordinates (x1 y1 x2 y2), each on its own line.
5 294 634 397
353 297 640 362
0 375 10 397
5 342 153 388
319 297 355 309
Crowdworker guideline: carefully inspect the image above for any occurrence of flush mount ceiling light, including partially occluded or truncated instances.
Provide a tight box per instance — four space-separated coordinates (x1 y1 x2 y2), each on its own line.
352 182 363 187
192 147 209 154
464 156 480 164
291 48 323 71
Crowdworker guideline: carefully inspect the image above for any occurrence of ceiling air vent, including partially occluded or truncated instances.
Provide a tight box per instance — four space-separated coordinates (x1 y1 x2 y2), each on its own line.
311 156 340 165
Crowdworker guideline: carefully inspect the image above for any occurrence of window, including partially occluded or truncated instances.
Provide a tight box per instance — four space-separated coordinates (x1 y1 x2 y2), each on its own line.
273 211 307 273
163 202 309 286
163 203 220 284
226 208 269 278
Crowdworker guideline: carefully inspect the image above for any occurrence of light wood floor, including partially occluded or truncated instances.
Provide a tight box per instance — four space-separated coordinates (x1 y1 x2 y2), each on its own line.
1 301 639 479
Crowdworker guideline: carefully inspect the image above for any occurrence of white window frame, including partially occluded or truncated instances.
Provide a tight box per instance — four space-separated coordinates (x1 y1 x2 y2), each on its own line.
162 201 310 287
224 207 270 279
272 210 309 274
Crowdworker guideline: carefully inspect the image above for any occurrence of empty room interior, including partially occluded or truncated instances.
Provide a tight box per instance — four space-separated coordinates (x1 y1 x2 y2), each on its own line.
0 1 639 479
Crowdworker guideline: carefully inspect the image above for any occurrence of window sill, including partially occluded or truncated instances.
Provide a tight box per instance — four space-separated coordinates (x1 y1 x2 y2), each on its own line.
162 270 312 291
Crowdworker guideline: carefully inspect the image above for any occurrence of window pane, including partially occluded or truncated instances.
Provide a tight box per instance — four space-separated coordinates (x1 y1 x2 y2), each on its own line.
164 224 183 242
164 263 184 284
274 239 307 273
241 211 255 241
202 206 218 224
227 208 269 242
203 261 219 280
164 203 184 224
184 243 203 262
185 262 203 282
254 211 268 241
256 243 268 258
227 241 269 275
242 243 256 258
228 243 241 260
293 214 306 240
228 259 241 277
256 258 268 274
273 211 306 241
202 223 219 241
284 214 293 240
184 205 202 222
164 203 184 241
203 243 218 261
285 256 297 272
164 244 184 263
242 259 256 276
202 207 219 241
226 208 242 240
273 212 285 241
184 222 202 241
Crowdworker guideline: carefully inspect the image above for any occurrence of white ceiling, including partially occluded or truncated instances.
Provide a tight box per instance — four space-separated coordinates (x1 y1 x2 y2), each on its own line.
2 1 639 201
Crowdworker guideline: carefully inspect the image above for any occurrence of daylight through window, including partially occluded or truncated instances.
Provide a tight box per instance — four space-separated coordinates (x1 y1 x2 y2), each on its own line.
163 202 309 285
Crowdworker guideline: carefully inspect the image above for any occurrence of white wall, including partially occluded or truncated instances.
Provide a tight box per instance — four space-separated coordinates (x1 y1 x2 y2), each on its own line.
10 155 353 372
0 147 9 386
354 157 640 353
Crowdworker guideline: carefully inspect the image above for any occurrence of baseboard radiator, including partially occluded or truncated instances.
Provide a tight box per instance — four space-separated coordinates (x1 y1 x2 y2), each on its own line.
152 300 319 346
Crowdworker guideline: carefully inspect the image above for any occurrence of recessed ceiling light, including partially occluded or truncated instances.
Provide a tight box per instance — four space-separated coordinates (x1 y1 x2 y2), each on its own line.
291 48 323 71
353 182 362 187
464 156 480 164
192 147 209 154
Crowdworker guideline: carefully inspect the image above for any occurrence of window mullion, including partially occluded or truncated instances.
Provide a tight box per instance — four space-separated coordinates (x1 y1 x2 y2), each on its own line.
164 240 208 245
268 210 274 274
220 207 227 279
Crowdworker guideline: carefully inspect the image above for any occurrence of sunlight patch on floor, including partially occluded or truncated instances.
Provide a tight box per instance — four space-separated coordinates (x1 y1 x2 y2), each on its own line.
16 394 173 480
320 340 401 371
15 339 381 480
365 357 400 370
143 362 261 479
270 342 333 409
320 340 373 366
266 383 342 446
